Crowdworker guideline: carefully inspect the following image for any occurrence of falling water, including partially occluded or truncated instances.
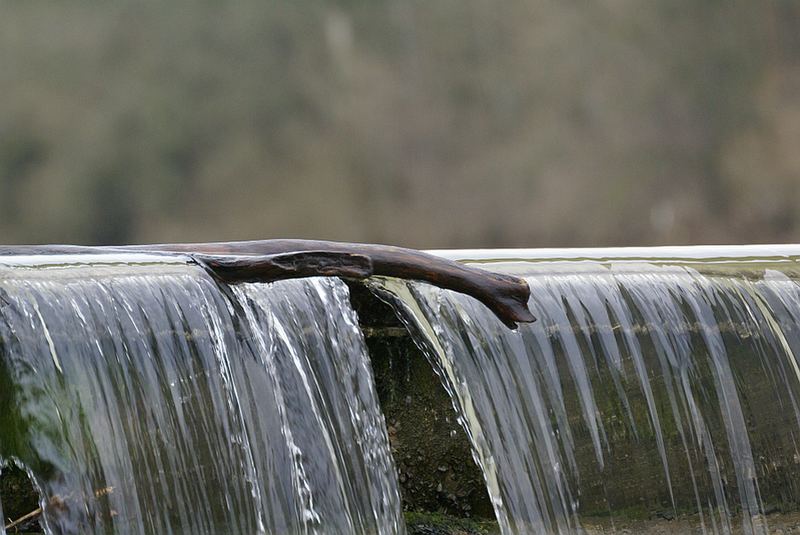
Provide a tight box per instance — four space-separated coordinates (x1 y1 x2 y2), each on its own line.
382 247 800 534
0 255 403 535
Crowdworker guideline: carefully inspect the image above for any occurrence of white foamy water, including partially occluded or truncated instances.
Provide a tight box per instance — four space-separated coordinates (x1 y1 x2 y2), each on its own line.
0 258 403 535
385 247 800 534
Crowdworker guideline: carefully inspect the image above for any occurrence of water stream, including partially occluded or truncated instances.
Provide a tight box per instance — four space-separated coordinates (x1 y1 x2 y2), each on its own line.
0 256 403 535
382 248 800 534
5 246 800 535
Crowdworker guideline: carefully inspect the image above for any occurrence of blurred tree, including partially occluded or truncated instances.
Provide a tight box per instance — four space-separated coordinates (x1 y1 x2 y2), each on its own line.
0 1 796 247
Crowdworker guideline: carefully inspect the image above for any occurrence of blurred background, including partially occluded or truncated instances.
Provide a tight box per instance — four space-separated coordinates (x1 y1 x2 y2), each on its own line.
1 1 799 249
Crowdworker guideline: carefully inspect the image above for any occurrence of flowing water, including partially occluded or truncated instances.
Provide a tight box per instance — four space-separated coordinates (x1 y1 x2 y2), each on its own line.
381 246 800 535
6 245 800 535
0 255 403 535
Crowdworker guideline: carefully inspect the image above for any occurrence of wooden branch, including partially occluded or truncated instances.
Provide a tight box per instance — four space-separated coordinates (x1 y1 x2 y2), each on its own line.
5 504 43 531
4 486 113 531
0 240 535 328
193 251 374 283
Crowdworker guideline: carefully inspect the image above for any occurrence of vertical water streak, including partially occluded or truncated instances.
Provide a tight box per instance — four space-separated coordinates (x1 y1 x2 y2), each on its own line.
386 261 800 534
0 260 404 535
230 280 405 535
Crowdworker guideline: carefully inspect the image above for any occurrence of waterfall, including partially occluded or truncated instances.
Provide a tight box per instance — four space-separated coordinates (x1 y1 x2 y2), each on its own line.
383 249 800 534
0 255 404 535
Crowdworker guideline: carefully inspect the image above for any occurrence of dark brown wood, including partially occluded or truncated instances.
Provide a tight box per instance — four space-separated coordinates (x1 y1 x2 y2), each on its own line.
0 240 536 328
193 251 373 283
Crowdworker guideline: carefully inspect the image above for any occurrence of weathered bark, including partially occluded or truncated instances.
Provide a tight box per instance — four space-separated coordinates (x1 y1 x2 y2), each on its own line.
0 240 535 327
193 252 374 283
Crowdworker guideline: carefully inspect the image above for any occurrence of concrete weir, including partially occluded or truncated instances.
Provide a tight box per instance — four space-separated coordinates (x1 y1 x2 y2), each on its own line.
380 245 800 533
5 244 800 533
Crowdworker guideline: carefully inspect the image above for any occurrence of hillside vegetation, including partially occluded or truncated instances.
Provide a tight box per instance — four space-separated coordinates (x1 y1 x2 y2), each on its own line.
1 2 798 247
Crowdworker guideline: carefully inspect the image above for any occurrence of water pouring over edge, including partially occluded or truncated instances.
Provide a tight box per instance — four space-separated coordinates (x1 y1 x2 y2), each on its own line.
0 256 404 534
378 244 800 534
4 242 800 534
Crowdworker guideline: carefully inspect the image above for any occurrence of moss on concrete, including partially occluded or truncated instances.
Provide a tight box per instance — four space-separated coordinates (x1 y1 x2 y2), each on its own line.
405 512 499 534
349 283 495 519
